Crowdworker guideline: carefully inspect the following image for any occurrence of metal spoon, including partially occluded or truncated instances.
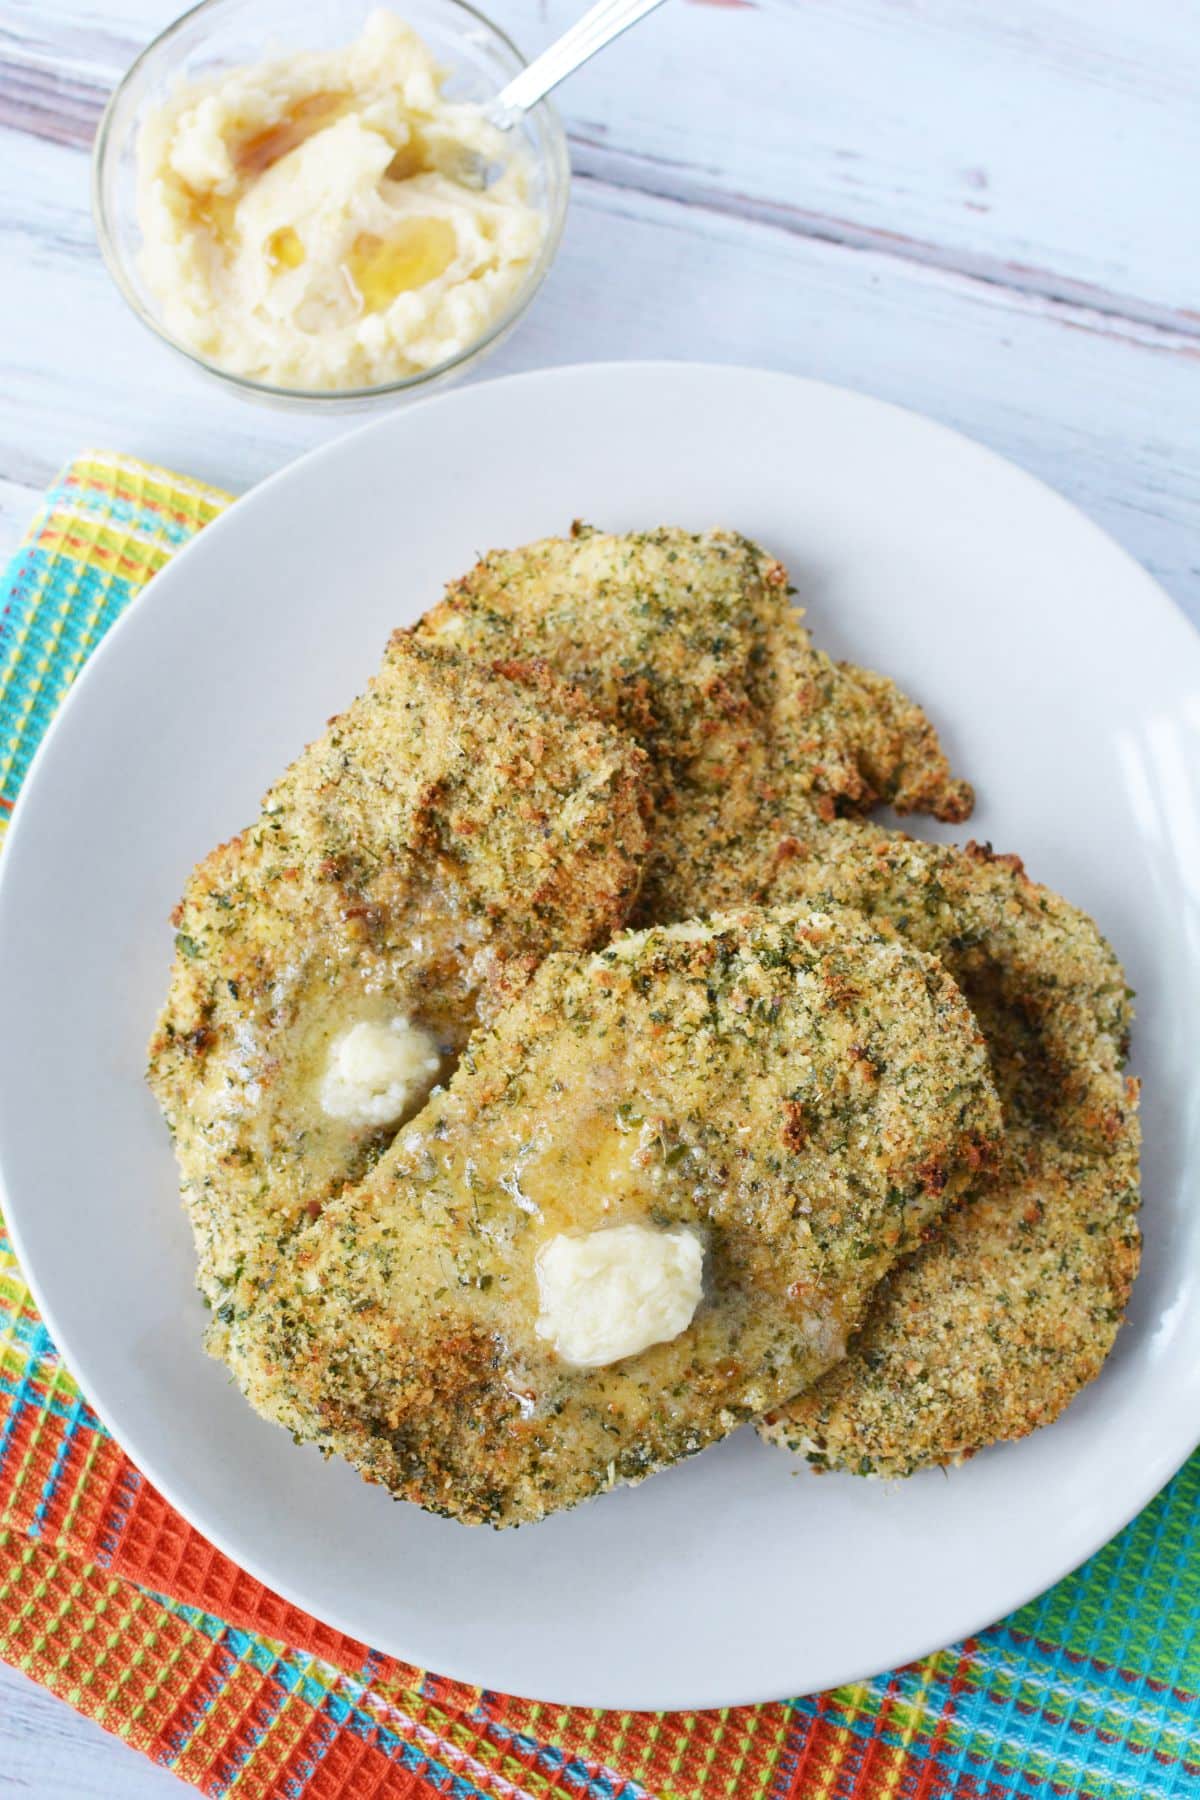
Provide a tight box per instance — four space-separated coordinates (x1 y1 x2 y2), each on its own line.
488 0 671 129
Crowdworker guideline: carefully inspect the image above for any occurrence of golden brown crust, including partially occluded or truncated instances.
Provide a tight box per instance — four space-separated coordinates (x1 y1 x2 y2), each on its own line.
836 664 973 824
150 521 1140 1506
756 822 1141 1474
225 905 1000 1524
415 527 1140 1472
414 526 973 921
147 638 650 1329
761 1118 1140 1474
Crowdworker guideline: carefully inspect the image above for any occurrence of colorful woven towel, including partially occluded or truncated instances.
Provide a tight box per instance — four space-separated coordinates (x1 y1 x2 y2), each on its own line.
1 454 1198 1800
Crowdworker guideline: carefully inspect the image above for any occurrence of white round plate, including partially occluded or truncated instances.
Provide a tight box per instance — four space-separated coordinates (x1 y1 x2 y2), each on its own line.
1 364 1197 1712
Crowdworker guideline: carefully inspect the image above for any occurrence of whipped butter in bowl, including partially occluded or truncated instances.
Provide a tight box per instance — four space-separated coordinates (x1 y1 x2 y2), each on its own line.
93 0 569 402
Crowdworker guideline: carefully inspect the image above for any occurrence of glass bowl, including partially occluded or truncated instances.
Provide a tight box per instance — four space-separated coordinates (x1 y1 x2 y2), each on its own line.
91 0 570 408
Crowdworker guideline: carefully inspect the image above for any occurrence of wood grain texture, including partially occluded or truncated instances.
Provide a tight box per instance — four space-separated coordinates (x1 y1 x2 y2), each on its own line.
2 119 1197 614
0 0 1197 1787
3 0 1199 329
0 477 42 555
0 1664 185 1795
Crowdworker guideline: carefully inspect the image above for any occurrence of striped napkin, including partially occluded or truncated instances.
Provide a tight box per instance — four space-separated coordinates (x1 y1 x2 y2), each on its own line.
0 452 1197 1799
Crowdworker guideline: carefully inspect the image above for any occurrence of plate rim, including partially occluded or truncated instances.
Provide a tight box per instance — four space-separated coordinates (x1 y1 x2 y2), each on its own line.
1 359 1196 1710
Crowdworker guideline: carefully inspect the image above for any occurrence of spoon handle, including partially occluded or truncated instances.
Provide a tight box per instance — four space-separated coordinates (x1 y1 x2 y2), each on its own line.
493 0 671 120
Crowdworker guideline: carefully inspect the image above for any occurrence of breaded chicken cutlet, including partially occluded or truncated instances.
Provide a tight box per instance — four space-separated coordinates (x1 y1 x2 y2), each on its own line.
150 521 1141 1510
147 639 649 1346
757 828 1140 1473
415 525 971 922
224 905 1000 1525
414 530 1141 1471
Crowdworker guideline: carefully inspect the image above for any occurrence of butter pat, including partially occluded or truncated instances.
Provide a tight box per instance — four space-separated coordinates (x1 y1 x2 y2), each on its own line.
534 1225 704 1368
321 1017 439 1127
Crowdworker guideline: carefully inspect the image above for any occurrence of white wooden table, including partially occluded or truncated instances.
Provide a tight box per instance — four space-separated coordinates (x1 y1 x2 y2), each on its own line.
1 0 1197 1790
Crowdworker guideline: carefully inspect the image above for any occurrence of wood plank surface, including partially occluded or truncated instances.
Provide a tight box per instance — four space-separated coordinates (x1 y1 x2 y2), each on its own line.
0 1664 185 1795
0 0 1196 1790
4 0 1198 328
3 118 1197 616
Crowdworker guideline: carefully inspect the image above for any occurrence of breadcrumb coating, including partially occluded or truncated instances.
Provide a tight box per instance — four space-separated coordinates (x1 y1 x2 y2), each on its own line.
757 826 1140 1473
225 905 999 1524
415 524 971 921
147 639 650 1344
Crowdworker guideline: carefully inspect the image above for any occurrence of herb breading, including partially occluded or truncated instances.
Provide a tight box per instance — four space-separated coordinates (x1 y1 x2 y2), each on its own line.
148 518 1142 1509
414 526 1140 1472
225 906 1000 1525
147 640 650 1341
756 826 1141 1474
414 525 971 921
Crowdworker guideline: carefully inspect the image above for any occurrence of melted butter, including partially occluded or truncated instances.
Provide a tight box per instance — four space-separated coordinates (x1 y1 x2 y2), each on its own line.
266 225 306 270
189 189 239 244
179 99 456 308
534 1224 705 1367
234 90 350 178
183 93 351 251
519 1096 659 1238
383 132 430 182
344 218 457 311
